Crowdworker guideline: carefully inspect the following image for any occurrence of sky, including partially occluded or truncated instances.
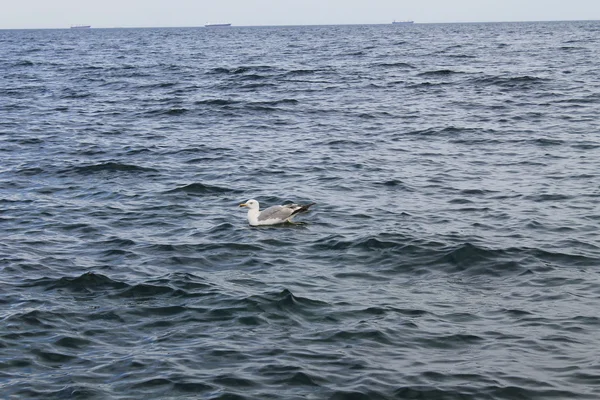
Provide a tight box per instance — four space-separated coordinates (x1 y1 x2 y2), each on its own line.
1 0 600 29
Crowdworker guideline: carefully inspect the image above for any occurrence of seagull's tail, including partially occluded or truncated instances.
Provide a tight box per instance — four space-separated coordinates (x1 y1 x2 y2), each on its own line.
296 203 315 214
298 203 317 212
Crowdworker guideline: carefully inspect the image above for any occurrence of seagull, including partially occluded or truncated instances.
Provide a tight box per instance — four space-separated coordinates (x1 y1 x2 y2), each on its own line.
239 199 315 226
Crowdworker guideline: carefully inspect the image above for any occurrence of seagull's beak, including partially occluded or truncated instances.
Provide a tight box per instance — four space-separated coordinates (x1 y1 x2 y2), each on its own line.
239 203 247 208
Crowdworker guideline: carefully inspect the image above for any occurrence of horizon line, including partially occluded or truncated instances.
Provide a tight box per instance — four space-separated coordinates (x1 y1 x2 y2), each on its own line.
1 18 598 30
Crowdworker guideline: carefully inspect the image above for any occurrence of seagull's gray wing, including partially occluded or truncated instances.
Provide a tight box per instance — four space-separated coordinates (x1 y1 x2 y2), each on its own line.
257 205 296 222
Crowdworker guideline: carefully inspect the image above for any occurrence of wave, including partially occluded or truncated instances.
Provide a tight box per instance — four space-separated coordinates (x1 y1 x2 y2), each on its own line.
524 193 572 201
21 272 217 299
62 162 159 175
533 137 563 146
285 69 317 76
436 242 524 275
13 60 35 67
390 385 583 399
417 69 463 77
207 65 278 75
137 82 177 89
195 98 238 106
311 233 599 276
470 74 549 88
35 272 129 292
253 288 328 311
194 98 297 111
399 126 464 137
164 182 241 195
239 82 278 90
255 99 299 106
374 61 415 69
376 179 413 190
236 74 269 81
142 107 189 116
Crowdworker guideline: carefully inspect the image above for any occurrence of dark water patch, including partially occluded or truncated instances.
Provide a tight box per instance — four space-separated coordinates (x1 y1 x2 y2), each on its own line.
417 69 463 77
502 308 533 317
330 389 388 400
165 182 241 195
212 374 258 388
249 288 328 316
130 377 173 390
374 61 415 69
449 53 477 59
406 81 450 88
172 381 215 393
206 393 248 400
285 69 317 76
54 335 92 349
195 98 239 106
324 328 395 346
271 370 323 387
207 65 277 75
13 60 35 67
137 81 177 89
437 242 526 276
471 74 549 88
254 98 299 106
559 46 583 51
9 386 107 399
205 222 236 234
31 348 77 364
4 309 60 330
207 67 233 75
524 193 572 201
530 248 600 267
29 272 129 293
16 166 45 176
570 142 600 150
112 283 189 299
333 271 388 282
375 179 414 191
555 95 600 105
448 198 475 205
144 107 189 116
60 90 93 99
62 162 159 175
166 146 215 155
146 273 216 293
322 139 371 147
237 73 269 81
239 82 277 90
459 188 495 196
399 125 471 137
533 137 563 146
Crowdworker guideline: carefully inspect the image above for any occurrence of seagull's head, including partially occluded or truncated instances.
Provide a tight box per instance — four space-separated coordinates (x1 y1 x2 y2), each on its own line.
239 199 259 210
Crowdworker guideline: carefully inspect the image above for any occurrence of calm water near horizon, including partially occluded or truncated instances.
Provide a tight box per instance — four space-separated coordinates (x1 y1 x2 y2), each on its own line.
1 21 600 399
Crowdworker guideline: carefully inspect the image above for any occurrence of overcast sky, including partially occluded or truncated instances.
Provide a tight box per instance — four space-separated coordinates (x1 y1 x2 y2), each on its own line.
2 0 600 29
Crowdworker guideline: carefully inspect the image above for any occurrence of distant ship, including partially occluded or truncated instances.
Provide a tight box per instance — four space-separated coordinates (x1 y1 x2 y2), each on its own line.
392 20 414 25
70 25 91 29
204 23 231 27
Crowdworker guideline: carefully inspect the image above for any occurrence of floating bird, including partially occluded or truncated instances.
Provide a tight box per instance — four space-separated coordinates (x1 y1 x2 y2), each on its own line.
239 199 315 226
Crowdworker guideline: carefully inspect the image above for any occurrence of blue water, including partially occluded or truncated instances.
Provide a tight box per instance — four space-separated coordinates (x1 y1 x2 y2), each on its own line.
1 21 600 399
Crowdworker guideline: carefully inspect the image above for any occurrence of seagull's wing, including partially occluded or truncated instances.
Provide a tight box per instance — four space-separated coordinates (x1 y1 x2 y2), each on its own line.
257 205 295 222
257 203 315 223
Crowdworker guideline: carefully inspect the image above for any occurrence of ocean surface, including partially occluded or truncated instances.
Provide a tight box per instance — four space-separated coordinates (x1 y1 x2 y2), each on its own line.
1 21 600 399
